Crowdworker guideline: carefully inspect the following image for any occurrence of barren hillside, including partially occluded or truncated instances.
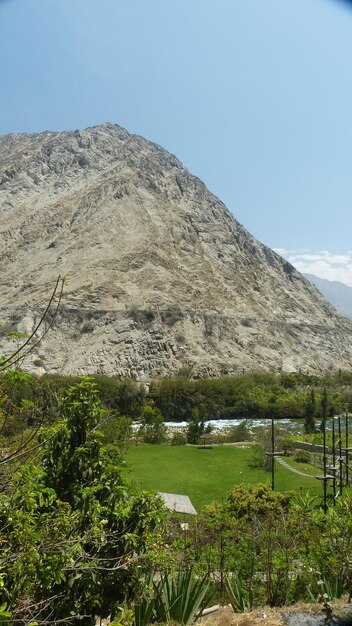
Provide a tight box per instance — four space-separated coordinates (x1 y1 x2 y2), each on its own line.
0 123 351 379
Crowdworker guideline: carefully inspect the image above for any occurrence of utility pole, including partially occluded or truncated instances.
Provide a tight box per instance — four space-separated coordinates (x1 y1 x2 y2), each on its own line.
322 388 328 513
346 405 349 487
338 413 343 496
332 417 336 502
271 416 275 491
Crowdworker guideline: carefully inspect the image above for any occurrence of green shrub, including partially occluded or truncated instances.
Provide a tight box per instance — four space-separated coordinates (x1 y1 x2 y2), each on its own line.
227 420 252 442
33 358 44 367
293 450 312 464
226 483 293 518
170 431 187 446
139 405 166 444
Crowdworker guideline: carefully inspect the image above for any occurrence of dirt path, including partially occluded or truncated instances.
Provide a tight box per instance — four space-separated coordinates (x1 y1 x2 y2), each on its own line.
275 456 317 478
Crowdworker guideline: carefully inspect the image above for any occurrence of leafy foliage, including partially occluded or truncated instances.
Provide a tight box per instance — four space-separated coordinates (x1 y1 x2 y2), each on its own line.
161 484 352 610
227 419 252 442
225 483 293 519
151 371 352 422
3 367 352 620
170 430 187 445
304 389 316 433
0 378 165 625
1 369 352 434
186 408 212 444
138 405 166 444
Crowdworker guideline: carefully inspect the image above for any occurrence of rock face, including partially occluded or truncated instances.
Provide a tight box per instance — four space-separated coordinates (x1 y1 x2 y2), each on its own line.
0 122 351 380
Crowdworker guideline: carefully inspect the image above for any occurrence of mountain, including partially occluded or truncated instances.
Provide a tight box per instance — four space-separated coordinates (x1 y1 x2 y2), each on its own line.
0 123 352 379
304 273 352 320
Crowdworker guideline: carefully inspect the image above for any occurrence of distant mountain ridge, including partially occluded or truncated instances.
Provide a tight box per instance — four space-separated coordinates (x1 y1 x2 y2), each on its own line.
304 273 352 320
1 123 352 378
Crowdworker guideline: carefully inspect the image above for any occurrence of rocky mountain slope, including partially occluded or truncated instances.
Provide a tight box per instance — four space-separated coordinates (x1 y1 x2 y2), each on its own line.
304 273 352 320
0 123 351 379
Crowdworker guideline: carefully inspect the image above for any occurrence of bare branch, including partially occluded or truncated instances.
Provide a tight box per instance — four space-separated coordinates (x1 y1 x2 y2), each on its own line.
0 275 64 372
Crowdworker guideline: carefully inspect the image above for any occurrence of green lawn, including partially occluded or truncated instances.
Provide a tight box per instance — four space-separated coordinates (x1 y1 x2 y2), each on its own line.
125 445 323 511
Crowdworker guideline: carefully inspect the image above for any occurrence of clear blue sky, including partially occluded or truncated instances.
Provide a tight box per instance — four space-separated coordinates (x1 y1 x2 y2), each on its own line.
1 0 352 281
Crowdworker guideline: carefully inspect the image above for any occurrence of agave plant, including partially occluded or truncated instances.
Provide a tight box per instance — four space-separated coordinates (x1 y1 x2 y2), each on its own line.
133 572 160 626
154 569 210 626
308 573 346 602
225 573 253 613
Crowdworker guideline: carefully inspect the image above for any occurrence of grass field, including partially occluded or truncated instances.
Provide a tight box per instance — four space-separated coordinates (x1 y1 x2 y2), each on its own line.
125 444 323 511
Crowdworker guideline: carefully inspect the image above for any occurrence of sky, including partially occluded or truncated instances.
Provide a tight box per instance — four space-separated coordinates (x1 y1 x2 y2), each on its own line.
1 0 352 284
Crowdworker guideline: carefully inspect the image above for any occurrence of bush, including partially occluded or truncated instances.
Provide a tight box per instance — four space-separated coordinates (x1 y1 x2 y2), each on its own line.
249 443 269 469
293 450 312 464
33 358 44 367
0 378 165 624
127 305 156 325
226 483 293 518
139 405 166 444
170 431 187 446
160 305 183 326
227 420 252 443
80 319 94 333
99 413 132 448
250 426 293 470
186 412 212 445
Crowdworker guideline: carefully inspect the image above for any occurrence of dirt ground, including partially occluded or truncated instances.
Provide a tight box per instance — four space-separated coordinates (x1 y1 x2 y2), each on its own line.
200 599 352 626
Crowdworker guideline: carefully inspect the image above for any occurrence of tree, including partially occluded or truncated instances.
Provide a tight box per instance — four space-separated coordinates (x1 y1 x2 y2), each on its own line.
41 377 108 504
304 389 316 433
0 275 64 373
228 419 252 442
320 387 328 432
0 378 165 625
186 408 211 444
139 404 166 444
0 276 65 488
